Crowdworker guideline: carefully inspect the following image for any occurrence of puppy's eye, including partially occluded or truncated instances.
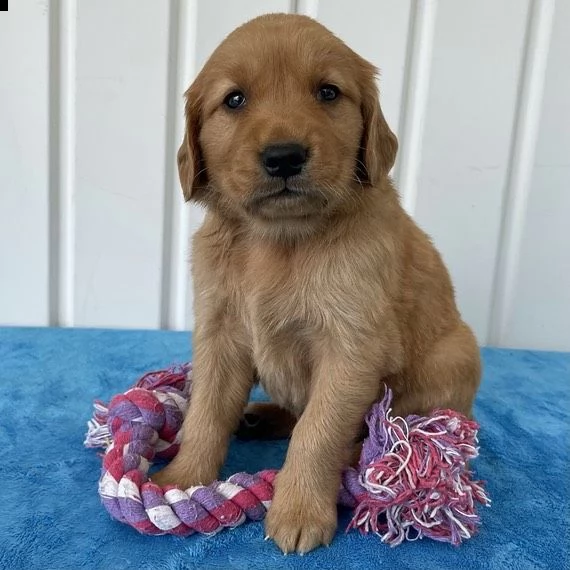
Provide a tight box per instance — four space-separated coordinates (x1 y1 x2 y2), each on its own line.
317 84 340 102
224 91 246 109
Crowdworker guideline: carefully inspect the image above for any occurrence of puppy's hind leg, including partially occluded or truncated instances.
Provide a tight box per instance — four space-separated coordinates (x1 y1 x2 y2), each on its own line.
392 322 481 418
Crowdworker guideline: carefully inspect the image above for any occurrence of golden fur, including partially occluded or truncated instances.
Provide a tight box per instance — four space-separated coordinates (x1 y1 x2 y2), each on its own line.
153 14 481 553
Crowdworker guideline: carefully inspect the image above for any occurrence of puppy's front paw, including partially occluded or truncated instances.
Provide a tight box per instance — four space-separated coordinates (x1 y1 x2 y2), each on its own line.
151 456 217 489
265 479 337 554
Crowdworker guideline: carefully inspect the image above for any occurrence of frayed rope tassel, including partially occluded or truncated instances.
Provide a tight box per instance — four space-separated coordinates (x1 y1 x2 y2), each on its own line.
85 363 490 545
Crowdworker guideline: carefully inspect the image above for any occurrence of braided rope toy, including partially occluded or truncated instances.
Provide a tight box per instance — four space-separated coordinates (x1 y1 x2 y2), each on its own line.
85 363 490 546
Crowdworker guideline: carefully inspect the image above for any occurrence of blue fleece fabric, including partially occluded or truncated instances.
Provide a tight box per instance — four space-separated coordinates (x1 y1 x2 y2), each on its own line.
0 327 568 570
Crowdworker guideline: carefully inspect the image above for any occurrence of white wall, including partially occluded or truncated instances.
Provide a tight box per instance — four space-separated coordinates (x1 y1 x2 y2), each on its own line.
1 0 568 351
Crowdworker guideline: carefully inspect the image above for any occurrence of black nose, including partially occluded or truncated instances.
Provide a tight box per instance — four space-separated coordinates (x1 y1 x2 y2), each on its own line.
261 143 308 178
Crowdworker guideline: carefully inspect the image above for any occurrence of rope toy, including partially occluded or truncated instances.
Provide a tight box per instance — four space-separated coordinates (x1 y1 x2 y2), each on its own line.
85 363 490 546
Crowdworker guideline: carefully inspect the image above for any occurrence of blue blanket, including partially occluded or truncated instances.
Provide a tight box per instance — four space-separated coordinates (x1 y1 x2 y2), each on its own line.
0 327 568 570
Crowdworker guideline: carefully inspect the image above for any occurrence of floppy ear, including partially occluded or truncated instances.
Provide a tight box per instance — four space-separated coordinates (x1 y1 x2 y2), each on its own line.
359 74 398 185
178 86 208 201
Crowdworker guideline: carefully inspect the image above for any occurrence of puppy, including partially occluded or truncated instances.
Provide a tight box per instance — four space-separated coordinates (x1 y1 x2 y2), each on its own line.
154 13 481 553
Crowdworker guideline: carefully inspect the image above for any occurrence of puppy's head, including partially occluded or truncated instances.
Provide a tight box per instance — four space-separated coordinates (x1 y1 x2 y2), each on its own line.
179 14 397 237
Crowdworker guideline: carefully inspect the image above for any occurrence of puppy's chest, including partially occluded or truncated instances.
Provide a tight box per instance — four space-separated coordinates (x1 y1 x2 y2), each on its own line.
243 251 318 336
239 250 321 413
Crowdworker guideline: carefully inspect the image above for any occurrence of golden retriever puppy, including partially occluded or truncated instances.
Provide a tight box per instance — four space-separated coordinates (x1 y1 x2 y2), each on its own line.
153 13 481 553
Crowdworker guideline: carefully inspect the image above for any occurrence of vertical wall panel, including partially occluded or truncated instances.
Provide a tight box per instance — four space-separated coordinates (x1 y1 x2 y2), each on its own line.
498 0 569 351
183 0 292 329
73 1 170 328
160 0 198 332
413 0 529 343
0 1 50 326
50 0 77 327
394 0 437 212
